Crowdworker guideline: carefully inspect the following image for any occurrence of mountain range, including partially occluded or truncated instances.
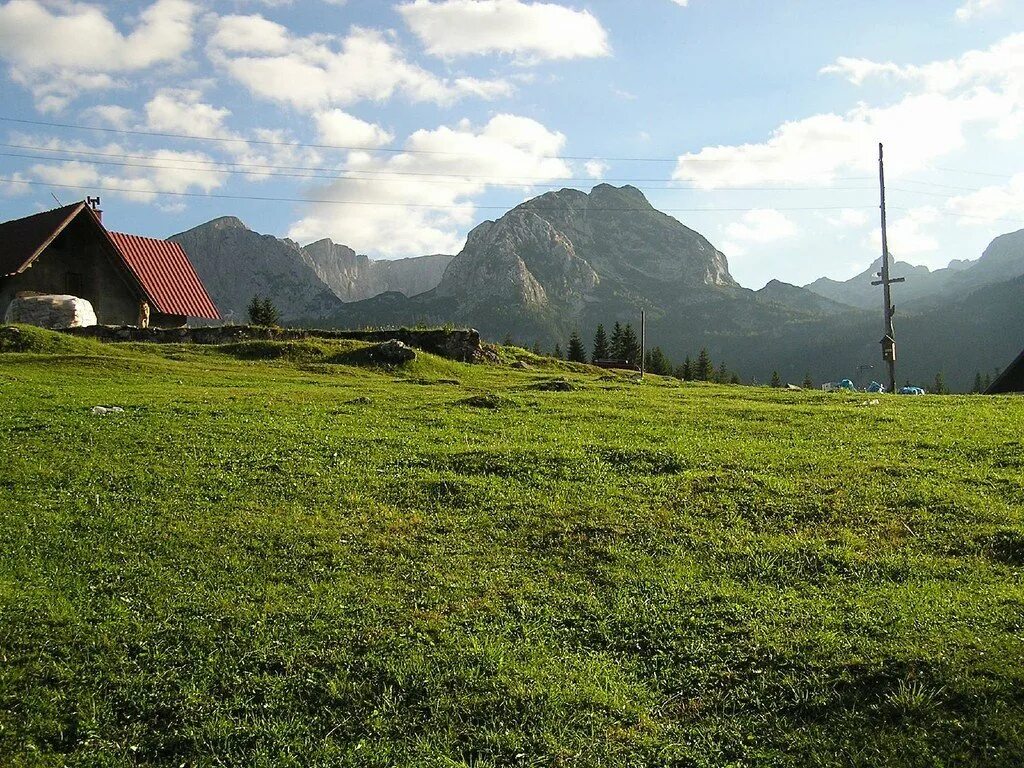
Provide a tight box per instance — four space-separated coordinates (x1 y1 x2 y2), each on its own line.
169 186 1024 391
169 216 452 322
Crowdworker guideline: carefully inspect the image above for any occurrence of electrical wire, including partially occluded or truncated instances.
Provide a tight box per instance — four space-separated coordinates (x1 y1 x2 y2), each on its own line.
0 177 882 213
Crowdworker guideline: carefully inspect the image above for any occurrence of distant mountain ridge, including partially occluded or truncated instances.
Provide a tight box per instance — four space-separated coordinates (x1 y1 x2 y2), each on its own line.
168 188 1024 391
302 239 452 304
169 217 452 321
804 230 1024 310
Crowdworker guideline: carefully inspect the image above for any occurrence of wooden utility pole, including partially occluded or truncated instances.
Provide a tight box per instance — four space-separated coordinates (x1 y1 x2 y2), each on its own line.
873 143 904 394
640 310 646 379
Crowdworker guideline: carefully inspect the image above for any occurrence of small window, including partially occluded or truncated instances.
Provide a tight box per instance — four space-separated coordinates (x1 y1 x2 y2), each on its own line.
65 272 84 297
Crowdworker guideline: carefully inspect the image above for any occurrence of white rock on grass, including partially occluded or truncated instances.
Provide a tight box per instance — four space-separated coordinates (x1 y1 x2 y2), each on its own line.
4 295 97 328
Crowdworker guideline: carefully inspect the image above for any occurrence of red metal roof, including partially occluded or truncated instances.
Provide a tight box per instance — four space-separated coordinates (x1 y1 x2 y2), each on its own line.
107 232 220 320
0 202 87 277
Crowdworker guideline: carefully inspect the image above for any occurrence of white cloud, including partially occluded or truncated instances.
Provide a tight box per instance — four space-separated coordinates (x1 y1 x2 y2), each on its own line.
826 208 871 229
25 144 223 203
288 114 571 257
139 89 325 179
869 206 940 258
0 0 197 110
819 57 904 86
584 159 609 179
209 13 293 54
722 208 797 256
146 89 232 138
315 109 394 148
208 17 512 110
82 105 137 129
676 33 1024 188
821 32 1024 95
956 0 1002 21
946 173 1024 223
397 0 610 61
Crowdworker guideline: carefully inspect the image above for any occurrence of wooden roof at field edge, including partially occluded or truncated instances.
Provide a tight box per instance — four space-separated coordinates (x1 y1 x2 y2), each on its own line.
0 202 87 277
987 348 1024 394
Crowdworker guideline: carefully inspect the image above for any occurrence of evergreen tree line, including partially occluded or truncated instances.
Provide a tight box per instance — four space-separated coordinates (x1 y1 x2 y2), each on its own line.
539 323 744 384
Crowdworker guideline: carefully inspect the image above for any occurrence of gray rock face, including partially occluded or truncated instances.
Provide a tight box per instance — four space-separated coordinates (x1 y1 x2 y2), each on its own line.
170 217 342 322
435 184 735 313
169 217 453 322
301 239 452 302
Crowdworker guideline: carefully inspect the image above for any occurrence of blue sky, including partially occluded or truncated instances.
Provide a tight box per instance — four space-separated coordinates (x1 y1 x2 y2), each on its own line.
2 0 1023 288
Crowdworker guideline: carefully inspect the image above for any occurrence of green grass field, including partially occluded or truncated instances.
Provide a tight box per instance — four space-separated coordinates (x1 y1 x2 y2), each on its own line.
1 326 1023 767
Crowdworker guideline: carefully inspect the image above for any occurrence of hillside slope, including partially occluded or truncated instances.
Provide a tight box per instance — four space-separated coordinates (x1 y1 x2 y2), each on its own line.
2 333 1024 765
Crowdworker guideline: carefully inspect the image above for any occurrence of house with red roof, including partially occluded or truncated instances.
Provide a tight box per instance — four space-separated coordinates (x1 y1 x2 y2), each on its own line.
0 200 219 327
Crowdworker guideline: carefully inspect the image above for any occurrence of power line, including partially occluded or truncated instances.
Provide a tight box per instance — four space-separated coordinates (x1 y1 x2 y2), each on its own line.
888 206 1024 227
0 142 882 185
0 150 883 192
1 142 1002 194
0 115 687 162
0 177 881 213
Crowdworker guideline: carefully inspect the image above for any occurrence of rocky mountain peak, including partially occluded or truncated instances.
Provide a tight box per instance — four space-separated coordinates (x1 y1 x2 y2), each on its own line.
432 184 736 315
205 216 248 231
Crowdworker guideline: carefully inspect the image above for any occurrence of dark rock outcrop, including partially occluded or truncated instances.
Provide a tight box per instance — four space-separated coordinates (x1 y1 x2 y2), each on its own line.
62 324 486 362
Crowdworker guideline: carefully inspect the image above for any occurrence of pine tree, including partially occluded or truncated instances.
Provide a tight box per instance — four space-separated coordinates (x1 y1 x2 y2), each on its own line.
770 370 782 388
532 340 542 355
620 324 640 364
645 346 672 376
567 330 587 362
695 348 713 381
803 373 814 389
592 324 609 362
610 322 624 360
502 333 514 347
680 355 693 381
933 372 947 395
247 295 279 326
973 371 984 394
730 373 741 385
983 372 993 391
553 343 563 360
716 361 729 384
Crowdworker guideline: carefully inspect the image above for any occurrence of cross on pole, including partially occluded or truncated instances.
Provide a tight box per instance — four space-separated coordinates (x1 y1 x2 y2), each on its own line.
872 143 905 394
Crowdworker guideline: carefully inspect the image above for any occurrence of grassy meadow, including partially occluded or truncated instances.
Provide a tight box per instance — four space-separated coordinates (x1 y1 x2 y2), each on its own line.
1 325 1023 766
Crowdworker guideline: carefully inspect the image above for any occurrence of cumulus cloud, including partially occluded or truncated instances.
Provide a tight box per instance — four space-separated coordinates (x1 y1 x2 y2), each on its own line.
82 105 137 129
288 114 571 256
24 142 223 203
208 16 512 110
675 33 1024 188
868 206 940 259
0 0 197 110
584 160 609 179
946 173 1024 223
139 88 325 178
956 0 1002 21
397 0 610 61
315 110 395 148
825 208 871 230
722 208 798 256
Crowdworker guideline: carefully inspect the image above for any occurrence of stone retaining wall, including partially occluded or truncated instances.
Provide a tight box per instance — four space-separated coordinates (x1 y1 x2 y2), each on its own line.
62 325 486 363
